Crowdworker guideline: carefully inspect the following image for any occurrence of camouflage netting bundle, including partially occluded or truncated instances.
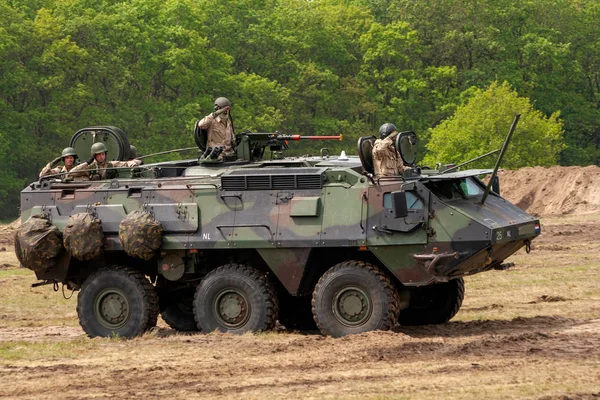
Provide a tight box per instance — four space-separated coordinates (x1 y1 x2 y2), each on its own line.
14 215 63 272
63 213 104 260
119 210 163 260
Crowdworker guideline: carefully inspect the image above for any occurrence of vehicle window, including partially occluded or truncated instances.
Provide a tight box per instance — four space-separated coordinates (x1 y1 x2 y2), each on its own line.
425 177 483 200
383 192 424 209
460 178 484 196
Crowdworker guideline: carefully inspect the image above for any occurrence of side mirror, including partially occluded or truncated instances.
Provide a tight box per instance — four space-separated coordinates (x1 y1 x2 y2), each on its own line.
391 191 408 218
491 176 500 195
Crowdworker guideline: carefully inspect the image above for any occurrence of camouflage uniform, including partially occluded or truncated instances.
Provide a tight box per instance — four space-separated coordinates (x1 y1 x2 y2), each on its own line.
198 114 235 156
372 137 406 177
39 163 75 179
69 159 142 181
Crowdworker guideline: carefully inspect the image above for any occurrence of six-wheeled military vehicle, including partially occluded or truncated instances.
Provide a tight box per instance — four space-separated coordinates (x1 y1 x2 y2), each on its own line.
15 117 540 338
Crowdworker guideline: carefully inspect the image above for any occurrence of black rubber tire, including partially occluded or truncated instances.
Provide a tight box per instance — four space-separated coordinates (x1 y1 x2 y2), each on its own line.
397 278 465 326
145 283 160 332
77 266 158 338
193 264 278 334
312 261 400 338
160 287 199 332
278 295 317 331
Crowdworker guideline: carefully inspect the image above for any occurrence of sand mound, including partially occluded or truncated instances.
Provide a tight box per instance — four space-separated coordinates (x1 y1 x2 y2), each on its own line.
497 165 600 216
0 218 20 246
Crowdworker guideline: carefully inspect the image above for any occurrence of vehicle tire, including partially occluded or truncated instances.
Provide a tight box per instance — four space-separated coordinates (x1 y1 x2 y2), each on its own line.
397 278 465 326
278 295 317 331
146 285 160 332
77 266 158 338
160 287 199 332
312 261 400 337
193 264 278 334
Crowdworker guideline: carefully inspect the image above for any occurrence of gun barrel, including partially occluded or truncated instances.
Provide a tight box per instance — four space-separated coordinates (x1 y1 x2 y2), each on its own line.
288 134 343 141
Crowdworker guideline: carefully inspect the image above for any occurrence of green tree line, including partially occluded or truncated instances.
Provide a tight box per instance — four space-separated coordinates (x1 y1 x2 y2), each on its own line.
1 0 599 219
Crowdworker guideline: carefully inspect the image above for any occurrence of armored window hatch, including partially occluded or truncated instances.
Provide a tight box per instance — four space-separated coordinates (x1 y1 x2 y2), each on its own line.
221 168 326 191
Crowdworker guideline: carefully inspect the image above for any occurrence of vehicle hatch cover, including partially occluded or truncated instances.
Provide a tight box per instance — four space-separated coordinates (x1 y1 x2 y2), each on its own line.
194 120 208 152
395 131 418 166
70 126 131 161
357 135 376 174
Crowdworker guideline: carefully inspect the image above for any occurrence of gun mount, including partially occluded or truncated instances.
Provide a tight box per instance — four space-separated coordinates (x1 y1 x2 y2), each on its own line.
193 121 342 162
235 132 343 162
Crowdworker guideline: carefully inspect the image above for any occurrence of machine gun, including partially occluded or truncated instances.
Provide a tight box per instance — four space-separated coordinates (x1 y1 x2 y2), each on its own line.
236 131 343 161
193 121 342 163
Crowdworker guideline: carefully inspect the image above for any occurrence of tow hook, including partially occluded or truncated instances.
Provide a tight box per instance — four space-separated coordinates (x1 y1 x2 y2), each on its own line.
413 251 460 275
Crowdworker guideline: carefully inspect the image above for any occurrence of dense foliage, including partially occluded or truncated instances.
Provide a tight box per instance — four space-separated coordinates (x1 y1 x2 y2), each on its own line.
1 0 599 219
425 82 565 169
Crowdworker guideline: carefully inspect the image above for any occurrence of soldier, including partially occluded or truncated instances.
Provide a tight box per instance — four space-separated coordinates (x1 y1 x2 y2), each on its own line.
197 97 236 159
129 145 139 160
69 142 142 181
372 123 408 178
39 147 79 179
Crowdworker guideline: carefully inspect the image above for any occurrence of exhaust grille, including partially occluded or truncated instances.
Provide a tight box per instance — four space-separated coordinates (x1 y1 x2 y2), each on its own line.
221 168 325 191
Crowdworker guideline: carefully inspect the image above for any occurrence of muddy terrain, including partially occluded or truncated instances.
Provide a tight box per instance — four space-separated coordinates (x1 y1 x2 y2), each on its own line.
0 166 599 399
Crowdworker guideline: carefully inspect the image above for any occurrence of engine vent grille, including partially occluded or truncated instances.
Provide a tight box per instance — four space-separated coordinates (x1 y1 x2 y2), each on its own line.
221 168 325 191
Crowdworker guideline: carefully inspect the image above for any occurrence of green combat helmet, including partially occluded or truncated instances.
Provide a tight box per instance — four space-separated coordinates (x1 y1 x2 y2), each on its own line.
379 123 397 139
91 142 108 155
214 97 231 110
129 145 138 159
61 147 78 159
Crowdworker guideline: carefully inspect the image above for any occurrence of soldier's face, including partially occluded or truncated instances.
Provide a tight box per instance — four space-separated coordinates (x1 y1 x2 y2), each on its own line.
64 156 75 166
95 152 106 163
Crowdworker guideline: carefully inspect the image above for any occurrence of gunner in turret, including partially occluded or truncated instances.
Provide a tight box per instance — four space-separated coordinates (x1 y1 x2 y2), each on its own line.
69 142 142 181
39 147 79 179
372 123 408 178
197 97 236 159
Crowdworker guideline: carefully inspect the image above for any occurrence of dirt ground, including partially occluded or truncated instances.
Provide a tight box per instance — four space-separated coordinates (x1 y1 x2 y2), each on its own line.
1 166 599 399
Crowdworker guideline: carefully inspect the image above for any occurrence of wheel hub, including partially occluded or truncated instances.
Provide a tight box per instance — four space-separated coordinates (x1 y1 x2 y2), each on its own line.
214 290 250 328
95 289 130 329
333 286 372 326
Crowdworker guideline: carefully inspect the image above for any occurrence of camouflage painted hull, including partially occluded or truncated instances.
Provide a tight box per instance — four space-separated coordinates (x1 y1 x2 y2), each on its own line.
20 156 540 294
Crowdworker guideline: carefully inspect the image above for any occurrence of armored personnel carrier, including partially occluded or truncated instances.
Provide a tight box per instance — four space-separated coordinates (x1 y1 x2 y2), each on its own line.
16 117 540 338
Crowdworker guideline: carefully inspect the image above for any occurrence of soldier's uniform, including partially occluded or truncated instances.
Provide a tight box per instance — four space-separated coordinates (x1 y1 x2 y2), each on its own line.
198 113 235 156
372 136 407 178
39 164 74 179
69 159 142 181
39 147 79 179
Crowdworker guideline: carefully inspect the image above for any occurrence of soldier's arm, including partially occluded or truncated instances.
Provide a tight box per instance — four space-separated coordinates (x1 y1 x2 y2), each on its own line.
39 162 54 178
198 114 215 129
69 162 89 172
39 164 61 178
67 162 91 179
109 159 142 168
39 156 63 178
371 142 383 161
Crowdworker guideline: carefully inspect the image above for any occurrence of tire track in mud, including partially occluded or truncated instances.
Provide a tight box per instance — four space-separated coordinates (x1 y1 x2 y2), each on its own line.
1 318 599 399
366 318 600 362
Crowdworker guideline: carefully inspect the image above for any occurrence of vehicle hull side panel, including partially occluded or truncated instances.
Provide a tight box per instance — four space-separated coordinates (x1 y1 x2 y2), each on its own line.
321 186 367 247
257 248 311 295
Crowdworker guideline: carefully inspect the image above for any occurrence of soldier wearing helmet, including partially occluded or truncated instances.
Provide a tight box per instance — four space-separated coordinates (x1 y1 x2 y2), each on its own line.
197 97 236 159
39 147 79 178
372 123 408 178
129 145 139 160
69 142 142 181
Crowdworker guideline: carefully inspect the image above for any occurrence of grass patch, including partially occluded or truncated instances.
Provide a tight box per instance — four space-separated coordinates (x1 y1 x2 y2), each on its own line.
0 267 31 279
0 267 78 328
0 337 96 361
